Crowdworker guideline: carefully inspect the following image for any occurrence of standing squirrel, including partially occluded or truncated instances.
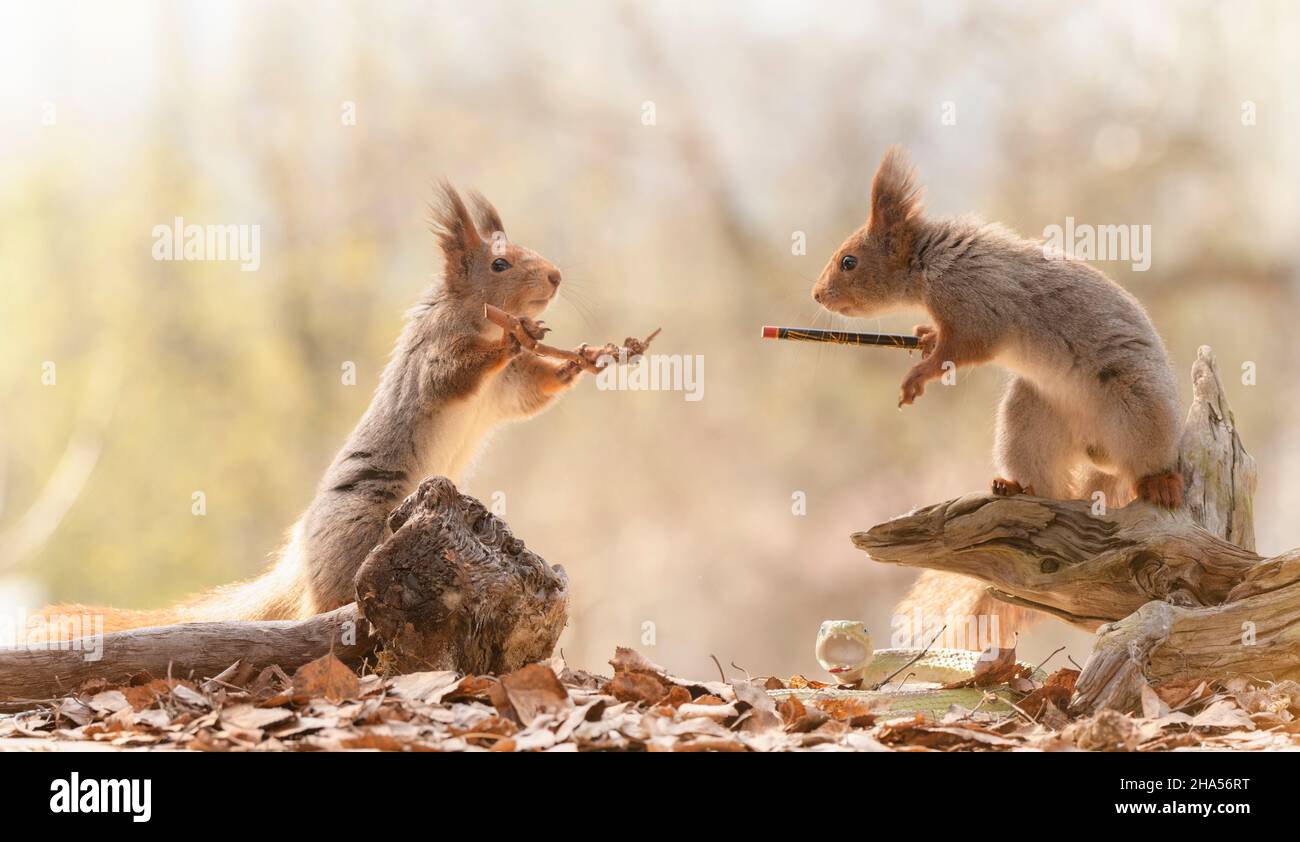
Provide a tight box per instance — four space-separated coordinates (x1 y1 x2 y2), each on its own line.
812 147 1183 638
36 184 585 635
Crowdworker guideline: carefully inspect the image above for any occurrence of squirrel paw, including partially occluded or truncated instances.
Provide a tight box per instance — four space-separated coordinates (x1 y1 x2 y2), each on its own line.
991 477 1034 496
898 370 929 406
519 317 550 342
500 330 525 354
913 324 938 358
554 359 584 383
1135 470 1184 509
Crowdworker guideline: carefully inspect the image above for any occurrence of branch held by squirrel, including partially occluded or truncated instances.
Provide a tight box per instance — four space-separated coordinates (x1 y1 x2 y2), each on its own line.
484 303 661 373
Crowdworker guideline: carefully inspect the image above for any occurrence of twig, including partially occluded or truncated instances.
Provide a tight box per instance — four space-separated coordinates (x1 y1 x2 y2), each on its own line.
1004 697 1039 725
1034 646 1066 675
484 304 660 373
709 654 726 684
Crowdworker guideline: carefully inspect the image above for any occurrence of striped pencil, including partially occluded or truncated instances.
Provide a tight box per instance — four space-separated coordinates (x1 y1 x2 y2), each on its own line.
760 326 919 350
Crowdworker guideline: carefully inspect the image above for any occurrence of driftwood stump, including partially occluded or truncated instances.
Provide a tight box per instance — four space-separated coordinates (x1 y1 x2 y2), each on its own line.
855 346 1296 711
1178 346 1257 551
354 476 569 675
0 477 568 709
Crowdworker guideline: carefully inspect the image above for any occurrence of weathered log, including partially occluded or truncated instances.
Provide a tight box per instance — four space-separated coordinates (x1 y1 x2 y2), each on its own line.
0 605 369 708
354 476 569 675
1070 548 1300 712
1071 574 1300 713
854 494 1261 629
0 477 568 708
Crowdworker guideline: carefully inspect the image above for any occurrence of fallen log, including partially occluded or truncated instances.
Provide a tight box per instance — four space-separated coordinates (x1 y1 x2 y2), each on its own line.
0 605 369 708
0 477 568 709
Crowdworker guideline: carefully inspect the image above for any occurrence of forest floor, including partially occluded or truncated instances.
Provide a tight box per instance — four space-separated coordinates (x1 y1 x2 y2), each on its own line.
2 647 1298 752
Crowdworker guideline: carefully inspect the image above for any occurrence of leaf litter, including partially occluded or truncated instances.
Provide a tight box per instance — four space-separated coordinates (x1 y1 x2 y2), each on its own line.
3 645 1299 752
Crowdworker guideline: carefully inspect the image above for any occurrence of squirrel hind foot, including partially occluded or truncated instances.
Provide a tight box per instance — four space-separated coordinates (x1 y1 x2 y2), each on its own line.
1135 470 1184 509
990 477 1033 497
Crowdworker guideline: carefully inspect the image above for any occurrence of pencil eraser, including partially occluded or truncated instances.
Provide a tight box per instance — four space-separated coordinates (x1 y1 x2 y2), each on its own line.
761 326 778 339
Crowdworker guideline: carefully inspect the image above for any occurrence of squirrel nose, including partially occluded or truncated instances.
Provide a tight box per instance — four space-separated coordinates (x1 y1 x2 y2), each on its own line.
547 269 562 288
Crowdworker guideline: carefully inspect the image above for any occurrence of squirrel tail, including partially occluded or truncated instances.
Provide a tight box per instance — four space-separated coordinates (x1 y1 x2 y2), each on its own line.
892 569 1040 650
27 534 311 643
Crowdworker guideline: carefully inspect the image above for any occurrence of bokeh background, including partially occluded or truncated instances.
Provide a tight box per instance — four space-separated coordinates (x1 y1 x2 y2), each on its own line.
2 0 1298 678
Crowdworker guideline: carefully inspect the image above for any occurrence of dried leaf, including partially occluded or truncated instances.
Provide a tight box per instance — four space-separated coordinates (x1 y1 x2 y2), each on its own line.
677 702 737 721
292 654 360 702
1154 678 1210 710
1018 668 1079 719
610 647 666 675
496 663 570 724
1191 700 1255 731
663 686 692 708
86 690 131 715
606 672 668 706
221 704 294 732
815 696 879 727
122 678 179 711
387 670 462 705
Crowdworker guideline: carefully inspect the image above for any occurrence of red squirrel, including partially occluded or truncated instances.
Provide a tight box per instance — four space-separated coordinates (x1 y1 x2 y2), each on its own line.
34 184 586 637
812 147 1183 637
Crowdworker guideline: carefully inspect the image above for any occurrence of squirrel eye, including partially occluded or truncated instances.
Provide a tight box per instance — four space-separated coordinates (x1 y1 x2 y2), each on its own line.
491 257 511 273
840 254 858 271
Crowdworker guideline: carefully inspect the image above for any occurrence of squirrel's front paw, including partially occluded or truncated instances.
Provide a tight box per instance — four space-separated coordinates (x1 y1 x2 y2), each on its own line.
500 330 525 355
554 359 584 384
518 317 550 343
898 369 928 406
913 324 938 358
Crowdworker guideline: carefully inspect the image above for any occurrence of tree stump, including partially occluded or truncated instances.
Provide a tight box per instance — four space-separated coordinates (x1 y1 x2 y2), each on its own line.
354 476 569 675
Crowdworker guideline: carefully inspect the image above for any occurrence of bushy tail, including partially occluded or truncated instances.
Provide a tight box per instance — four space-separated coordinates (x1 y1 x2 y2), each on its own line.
893 569 1040 650
28 548 310 642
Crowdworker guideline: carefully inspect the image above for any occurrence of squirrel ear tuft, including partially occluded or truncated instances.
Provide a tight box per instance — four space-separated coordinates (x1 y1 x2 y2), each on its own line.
468 190 506 241
869 146 924 239
430 181 483 269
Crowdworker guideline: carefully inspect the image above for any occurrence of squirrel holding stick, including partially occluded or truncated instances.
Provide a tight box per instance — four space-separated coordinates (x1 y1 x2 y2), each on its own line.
35 184 590 635
812 146 1182 639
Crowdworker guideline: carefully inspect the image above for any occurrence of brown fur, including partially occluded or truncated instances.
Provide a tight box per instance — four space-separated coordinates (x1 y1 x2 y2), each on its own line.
35 184 580 639
812 147 1183 645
